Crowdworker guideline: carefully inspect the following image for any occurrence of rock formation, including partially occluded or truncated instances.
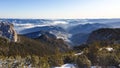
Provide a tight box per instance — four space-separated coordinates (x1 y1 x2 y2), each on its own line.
0 21 17 42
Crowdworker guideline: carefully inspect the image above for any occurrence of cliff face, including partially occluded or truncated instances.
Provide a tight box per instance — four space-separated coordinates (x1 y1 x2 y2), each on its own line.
87 28 120 43
0 21 17 42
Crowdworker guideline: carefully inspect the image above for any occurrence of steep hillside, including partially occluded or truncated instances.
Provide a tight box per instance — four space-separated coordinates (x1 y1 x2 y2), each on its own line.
23 31 56 39
20 26 66 34
69 23 109 34
70 33 89 45
0 35 70 57
87 28 120 44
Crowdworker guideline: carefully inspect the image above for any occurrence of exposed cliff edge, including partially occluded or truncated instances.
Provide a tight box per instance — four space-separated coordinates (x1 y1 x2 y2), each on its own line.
0 21 17 42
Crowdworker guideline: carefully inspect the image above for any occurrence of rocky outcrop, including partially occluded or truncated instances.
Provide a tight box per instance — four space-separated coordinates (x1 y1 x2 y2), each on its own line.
0 21 17 42
87 28 120 43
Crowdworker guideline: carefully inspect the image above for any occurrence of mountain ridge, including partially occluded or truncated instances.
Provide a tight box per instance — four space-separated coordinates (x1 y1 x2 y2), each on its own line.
87 28 120 44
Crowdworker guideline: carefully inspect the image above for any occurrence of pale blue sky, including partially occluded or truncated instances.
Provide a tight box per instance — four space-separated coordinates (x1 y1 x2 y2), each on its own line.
0 0 120 19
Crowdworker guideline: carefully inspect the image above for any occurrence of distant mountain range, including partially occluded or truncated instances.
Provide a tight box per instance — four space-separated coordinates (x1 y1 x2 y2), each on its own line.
0 19 120 46
0 19 120 67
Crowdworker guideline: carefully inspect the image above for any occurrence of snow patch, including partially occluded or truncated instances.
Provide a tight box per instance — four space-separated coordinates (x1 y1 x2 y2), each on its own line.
74 52 83 56
99 47 114 51
54 64 76 68
105 47 113 51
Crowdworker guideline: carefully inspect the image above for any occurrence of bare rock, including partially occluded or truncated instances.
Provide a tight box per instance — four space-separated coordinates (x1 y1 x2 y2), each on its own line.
0 21 17 42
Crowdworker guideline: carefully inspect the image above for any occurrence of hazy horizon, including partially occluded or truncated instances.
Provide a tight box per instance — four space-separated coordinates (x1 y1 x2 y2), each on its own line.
0 0 120 19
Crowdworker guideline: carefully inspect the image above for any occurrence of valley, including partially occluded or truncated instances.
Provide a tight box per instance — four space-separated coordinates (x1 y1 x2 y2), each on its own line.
0 19 119 68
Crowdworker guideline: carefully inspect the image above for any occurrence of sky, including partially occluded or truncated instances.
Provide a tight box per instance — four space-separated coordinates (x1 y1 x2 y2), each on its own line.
0 0 120 19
